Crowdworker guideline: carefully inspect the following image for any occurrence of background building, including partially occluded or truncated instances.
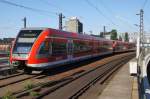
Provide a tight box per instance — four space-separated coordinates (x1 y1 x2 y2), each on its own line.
0 38 15 51
128 32 137 42
65 17 83 34
100 32 111 40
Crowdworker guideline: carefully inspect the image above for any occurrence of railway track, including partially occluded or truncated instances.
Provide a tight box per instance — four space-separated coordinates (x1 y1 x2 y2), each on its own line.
40 53 135 99
0 72 23 80
0 66 16 80
0 73 48 97
0 52 135 99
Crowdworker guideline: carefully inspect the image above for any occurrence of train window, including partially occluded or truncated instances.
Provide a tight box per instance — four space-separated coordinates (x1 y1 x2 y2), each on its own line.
13 43 33 54
38 41 51 55
52 42 66 56
73 43 81 53
67 42 73 54
73 41 92 53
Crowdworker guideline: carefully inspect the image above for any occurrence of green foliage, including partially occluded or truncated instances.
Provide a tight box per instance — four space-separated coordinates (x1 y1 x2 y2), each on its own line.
124 32 129 42
110 29 118 40
2 91 16 99
30 91 40 97
24 80 34 90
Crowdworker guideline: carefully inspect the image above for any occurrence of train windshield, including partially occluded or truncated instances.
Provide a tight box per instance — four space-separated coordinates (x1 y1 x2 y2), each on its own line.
13 30 43 54
13 43 33 54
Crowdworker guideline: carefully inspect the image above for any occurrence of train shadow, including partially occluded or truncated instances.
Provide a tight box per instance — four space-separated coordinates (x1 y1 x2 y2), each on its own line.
41 53 113 76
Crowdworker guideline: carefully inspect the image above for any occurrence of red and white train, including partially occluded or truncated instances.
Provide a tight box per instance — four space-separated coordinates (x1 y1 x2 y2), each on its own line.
9 28 135 73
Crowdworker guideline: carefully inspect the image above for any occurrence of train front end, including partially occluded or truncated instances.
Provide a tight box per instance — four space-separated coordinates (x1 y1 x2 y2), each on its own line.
10 28 43 72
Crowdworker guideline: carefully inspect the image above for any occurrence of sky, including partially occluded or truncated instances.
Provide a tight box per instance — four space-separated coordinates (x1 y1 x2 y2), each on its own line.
0 0 150 38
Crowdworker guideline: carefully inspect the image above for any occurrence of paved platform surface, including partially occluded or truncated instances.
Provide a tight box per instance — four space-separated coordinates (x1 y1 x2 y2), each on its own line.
97 62 137 99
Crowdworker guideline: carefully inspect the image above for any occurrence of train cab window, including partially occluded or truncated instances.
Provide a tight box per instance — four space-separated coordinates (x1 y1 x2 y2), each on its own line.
38 41 51 55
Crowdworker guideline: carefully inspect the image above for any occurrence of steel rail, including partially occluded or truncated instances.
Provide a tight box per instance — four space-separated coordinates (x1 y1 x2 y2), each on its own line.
13 53 134 99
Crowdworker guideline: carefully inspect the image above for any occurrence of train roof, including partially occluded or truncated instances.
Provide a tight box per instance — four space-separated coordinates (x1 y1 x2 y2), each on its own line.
20 27 114 42
47 28 112 41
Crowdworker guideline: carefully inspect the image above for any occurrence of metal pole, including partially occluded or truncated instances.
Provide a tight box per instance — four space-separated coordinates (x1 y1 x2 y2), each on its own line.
140 9 144 42
136 9 144 59
59 13 62 30
23 17 26 28
104 26 106 38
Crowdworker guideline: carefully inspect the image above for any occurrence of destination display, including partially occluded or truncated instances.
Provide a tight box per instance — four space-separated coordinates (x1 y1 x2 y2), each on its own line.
18 30 42 38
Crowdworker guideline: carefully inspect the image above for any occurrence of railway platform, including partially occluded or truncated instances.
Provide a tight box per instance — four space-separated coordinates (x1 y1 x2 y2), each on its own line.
80 58 139 99
97 58 139 99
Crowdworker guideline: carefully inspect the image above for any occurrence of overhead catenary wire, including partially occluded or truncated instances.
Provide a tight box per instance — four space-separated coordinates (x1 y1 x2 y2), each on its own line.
39 0 74 16
142 0 148 9
39 0 89 24
97 0 137 30
97 0 115 16
145 15 150 23
141 0 149 34
85 0 118 27
0 0 58 16
37 0 69 20
0 0 67 35
39 0 95 32
144 15 150 32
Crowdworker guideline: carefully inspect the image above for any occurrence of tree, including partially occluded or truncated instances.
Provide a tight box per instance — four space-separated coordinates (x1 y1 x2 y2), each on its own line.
110 29 117 40
124 32 129 42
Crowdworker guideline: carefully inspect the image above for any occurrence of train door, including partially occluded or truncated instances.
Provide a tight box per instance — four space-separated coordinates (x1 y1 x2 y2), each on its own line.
67 39 73 60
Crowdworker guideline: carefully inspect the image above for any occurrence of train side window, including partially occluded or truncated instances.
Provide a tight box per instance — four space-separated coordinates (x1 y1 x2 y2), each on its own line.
67 41 73 54
39 41 50 55
73 43 80 53
52 42 66 56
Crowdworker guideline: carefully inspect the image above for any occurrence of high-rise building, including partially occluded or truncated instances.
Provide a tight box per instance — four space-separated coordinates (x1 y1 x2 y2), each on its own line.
65 17 83 34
